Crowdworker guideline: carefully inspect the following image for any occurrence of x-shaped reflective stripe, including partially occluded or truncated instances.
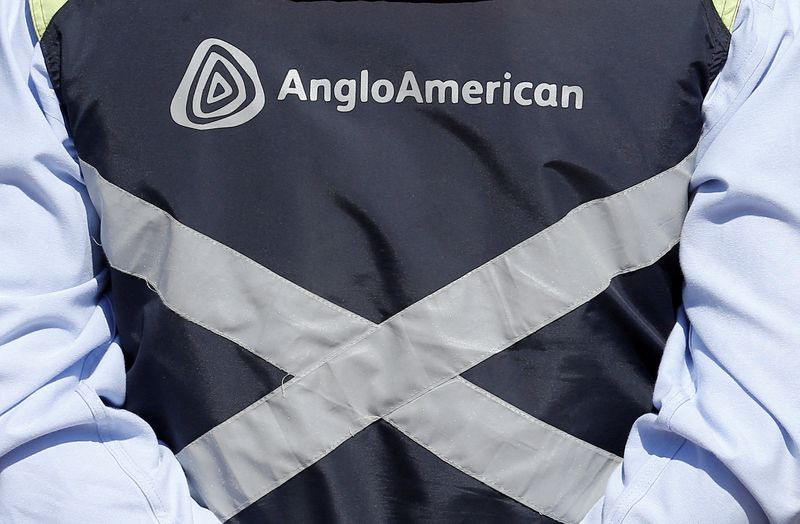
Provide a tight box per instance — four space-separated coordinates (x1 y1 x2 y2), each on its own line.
83 152 693 523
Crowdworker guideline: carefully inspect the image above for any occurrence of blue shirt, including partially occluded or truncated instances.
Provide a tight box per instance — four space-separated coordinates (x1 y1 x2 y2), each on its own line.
1 0 798 522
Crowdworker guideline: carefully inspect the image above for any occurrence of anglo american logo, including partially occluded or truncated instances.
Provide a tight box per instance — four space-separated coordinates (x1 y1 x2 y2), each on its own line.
171 39 265 130
171 38 585 130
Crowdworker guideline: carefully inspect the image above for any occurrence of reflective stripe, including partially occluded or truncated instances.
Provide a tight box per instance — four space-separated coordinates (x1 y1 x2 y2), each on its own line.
386 377 622 524
82 155 625 520
81 160 373 375
176 151 694 521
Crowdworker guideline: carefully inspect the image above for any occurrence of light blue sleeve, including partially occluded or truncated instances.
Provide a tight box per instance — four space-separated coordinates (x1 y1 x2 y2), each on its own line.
0 1 220 522
583 0 800 522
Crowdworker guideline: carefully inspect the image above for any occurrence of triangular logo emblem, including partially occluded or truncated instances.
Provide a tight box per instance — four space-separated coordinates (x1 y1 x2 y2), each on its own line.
207 72 234 104
170 38 265 130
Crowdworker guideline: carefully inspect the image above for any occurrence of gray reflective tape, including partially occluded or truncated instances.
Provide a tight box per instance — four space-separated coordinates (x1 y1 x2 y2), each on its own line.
81 158 609 517
79 157 679 521
80 151 626 521
386 377 621 524
176 151 694 521
80 160 373 374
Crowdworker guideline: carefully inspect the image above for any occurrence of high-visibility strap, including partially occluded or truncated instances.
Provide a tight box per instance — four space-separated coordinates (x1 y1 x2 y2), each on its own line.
168 151 694 521
82 152 619 522
81 160 373 376
29 0 68 39
83 153 691 520
386 377 622 523
82 154 628 522
713 0 743 31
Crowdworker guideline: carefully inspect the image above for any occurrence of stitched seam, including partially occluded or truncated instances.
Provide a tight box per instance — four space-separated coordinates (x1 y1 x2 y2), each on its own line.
384 417 578 524
700 0 731 49
93 156 689 406
34 0 45 38
180 165 690 445
90 160 688 518
217 415 380 521
186 228 683 453
722 0 731 27
607 438 689 524
383 234 683 418
93 172 372 326
278 159 692 387
105 260 290 375
106 261 374 381
192 233 683 521
663 393 692 431
732 0 742 26
74 383 169 524
34 55 68 125
699 0 758 128
40 106 66 125
453 376 622 463
699 0 774 153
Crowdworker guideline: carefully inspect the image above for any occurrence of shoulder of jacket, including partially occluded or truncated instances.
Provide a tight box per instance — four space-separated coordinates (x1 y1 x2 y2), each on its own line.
711 0 743 30
30 0 69 39
27 1 744 41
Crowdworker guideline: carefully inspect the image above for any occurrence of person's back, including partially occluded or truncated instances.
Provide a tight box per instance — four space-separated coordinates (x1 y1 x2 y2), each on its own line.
2 1 799 523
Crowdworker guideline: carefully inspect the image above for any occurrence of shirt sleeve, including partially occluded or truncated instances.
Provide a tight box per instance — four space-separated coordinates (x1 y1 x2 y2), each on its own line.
582 0 800 522
0 1 220 522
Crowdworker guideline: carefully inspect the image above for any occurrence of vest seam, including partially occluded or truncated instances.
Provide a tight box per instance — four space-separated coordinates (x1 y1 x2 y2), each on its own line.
453 376 622 463
704 0 732 40
700 0 733 85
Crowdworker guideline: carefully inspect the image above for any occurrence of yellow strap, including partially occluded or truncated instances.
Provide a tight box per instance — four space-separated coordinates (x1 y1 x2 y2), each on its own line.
30 0 69 39
29 0 741 42
713 0 742 31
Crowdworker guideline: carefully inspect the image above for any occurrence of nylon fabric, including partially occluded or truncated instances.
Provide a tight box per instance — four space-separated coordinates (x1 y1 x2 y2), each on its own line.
81 158 624 521
462 248 681 456
28 0 67 38
81 160 373 376
43 2 723 521
385 377 622 524
45 0 720 326
175 152 694 521
110 270 289 451
232 419 558 524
